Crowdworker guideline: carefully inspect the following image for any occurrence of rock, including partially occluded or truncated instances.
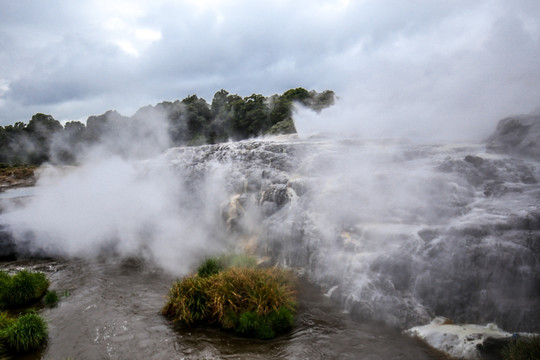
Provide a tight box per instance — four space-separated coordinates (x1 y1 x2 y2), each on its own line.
405 319 512 360
486 115 540 159
476 336 515 360
0 225 17 260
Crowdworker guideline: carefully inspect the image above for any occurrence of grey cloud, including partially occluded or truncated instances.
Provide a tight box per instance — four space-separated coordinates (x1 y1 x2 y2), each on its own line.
0 0 539 134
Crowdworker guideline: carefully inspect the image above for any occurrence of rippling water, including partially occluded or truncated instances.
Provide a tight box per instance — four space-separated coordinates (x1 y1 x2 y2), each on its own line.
1 259 448 360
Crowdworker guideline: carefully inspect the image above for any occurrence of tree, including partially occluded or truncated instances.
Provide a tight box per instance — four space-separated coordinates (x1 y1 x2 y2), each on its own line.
181 95 212 144
24 114 63 164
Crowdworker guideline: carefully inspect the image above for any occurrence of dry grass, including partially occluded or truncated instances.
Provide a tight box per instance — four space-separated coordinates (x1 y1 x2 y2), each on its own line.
0 165 37 187
162 264 297 339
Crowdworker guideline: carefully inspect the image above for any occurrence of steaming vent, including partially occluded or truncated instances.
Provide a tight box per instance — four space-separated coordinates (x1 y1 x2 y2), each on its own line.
1 131 539 331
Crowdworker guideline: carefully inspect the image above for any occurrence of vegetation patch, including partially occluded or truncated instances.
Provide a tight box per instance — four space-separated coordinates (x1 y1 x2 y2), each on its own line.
0 270 50 356
162 255 297 339
43 290 59 307
501 335 540 360
0 165 36 187
0 270 49 308
0 312 48 353
0 88 334 165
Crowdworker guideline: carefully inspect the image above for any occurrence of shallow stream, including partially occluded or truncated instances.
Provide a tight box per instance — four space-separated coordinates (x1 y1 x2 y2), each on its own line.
1 258 448 360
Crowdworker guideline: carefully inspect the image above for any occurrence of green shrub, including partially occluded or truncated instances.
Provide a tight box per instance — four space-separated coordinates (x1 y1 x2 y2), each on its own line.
501 336 540 360
0 270 49 307
0 312 48 353
162 265 296 339
43 290 59 307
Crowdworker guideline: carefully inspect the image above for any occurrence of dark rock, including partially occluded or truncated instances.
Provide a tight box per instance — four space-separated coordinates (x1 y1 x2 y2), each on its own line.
464 155 485 166
418 228 439 242
477 336 514 360
260 201 278 216
0 226 17 260
261 184 290 207
487 115 540 159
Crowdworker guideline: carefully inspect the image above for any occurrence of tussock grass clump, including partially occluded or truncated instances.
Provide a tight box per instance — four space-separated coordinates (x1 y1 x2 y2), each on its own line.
43 290 59 307
162 261 297 339
0 312 48 353
0 312 15 330
0 270 50 356
0 270 49 307
501 336 540 360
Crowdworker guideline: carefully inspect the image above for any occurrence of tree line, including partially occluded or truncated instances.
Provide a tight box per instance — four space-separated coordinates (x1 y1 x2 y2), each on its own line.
0 88 334 165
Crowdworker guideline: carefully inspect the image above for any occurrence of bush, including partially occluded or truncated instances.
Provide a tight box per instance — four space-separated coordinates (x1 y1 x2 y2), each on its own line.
0 270 49 307
0 312 48 353
162 265 296 339
501 336 540 360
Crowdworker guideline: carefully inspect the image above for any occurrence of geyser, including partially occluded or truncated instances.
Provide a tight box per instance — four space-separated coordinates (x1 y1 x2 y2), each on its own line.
1 113 539 334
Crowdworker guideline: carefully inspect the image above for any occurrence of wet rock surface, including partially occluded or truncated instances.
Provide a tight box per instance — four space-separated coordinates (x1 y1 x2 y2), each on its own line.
487 115 540 159
163 137 540 331
2 133 539 333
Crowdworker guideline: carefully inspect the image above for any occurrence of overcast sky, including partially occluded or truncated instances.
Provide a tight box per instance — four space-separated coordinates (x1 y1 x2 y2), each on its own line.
1 0 539 139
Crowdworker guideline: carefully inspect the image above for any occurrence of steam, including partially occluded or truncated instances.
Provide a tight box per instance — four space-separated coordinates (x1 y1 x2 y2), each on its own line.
293 95 521 144
1 109 229 274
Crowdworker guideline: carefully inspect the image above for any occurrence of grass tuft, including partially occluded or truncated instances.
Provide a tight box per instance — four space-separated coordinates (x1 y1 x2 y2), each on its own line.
0 312 15 330
43 290 59 307
0 270 50 355
0 312 48 353
163 262 297 339
0 270 49 308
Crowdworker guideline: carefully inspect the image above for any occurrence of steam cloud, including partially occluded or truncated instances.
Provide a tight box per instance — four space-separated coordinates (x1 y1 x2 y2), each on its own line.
2 109 230 275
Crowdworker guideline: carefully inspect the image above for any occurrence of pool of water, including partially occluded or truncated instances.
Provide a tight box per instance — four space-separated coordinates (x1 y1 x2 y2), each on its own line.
0 258 448 360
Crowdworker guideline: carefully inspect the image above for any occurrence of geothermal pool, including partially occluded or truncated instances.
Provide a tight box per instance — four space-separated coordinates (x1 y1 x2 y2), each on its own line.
1 258 448 360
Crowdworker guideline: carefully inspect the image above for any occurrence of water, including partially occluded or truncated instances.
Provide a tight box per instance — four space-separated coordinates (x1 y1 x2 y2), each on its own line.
0 187 35 199
0 259 448 360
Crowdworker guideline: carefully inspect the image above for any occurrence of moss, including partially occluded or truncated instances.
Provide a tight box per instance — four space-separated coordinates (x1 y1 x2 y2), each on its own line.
501 336 540 360
162 261 297 340
0 270 49 308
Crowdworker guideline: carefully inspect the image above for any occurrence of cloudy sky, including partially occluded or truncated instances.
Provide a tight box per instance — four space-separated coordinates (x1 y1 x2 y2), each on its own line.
1 0 539 139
